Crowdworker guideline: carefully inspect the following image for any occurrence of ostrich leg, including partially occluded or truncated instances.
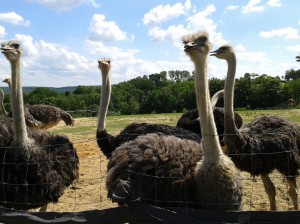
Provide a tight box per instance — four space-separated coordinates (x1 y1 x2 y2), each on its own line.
286 177 298 210
260 174 276 211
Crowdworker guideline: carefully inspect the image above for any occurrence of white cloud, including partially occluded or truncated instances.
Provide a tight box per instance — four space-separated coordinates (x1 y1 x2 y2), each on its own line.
88 14 127 42
143 0 191 26
86 40 139 60
242 0 264 13
148 25 188 43
0 34 95 87
186 4 227 46
85 39 193 84
0 12 30 26
0 26 5 38
210 45 274 79
260 27 300 40
225 5 240 11
267 0 282 7
146 4 227 47
27 0 99 12
286 45 300 52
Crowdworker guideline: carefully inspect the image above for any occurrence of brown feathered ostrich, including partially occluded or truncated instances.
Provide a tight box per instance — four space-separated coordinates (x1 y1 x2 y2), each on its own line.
211 45 300 211
3 78 75 130
0 40 79 211
96 59 202 159
105 32 243 210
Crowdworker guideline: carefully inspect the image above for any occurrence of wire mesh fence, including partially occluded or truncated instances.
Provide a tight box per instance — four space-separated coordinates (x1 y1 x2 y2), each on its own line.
0 115 299 223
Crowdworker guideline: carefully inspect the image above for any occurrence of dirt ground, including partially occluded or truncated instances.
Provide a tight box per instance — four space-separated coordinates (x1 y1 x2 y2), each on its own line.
43 116 300 213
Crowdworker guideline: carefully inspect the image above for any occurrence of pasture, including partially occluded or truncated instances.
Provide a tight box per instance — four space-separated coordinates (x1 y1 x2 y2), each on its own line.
45 109 300 212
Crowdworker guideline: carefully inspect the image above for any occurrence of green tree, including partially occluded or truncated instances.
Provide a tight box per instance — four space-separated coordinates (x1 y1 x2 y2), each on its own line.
168 70 192 83
149 71 169 87
285 69 300 81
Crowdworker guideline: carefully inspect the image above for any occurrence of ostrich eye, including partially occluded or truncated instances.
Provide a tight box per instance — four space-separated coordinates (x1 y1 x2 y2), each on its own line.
107 60 111 64
11 43 20 49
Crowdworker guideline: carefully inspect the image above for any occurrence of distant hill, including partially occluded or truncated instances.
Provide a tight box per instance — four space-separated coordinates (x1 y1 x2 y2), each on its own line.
0 86 88 95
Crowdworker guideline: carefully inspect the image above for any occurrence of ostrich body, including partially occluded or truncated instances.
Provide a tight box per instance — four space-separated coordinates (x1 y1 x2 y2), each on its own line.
96 59 201 159
25 104 75 129
106 32 243 211
0 40 79 210
211 45 300 211
288 98 296 109
176 106 243 141
3 78 75 130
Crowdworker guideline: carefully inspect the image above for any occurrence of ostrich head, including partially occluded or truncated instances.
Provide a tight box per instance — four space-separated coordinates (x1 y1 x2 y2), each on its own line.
210 45 234 59
1 41 22 61
98 59 111 75
2 78 10 85
182 32 211 61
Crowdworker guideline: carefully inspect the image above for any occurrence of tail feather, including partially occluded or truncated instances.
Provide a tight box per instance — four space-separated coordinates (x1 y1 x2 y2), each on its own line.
61 112 75 126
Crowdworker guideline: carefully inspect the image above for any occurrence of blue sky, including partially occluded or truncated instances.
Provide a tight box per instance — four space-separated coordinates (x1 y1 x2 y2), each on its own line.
0 0 299 87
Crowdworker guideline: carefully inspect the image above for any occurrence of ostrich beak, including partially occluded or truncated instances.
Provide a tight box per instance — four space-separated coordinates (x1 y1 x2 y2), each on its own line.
210 49 219 56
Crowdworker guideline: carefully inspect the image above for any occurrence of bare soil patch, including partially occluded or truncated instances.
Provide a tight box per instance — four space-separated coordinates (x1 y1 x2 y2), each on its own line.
44 115 300 212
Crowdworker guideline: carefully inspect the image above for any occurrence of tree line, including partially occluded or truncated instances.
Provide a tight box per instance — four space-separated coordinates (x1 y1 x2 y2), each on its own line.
3 69 300 115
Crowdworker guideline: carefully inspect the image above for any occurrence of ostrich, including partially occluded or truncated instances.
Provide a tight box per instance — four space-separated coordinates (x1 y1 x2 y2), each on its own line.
0 89 8 116
211 45 300 211
176 92 243 141
105 32 243 210
96 59 202 159
288 95 296 109
0 40 79 210
3 78 75 130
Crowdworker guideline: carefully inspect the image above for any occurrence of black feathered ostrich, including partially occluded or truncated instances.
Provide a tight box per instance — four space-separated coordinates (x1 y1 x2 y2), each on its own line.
211 45 300 211
3 78 75 130
0 40 79 211
176 94 243 141
96 59 202 159
105 32 243 210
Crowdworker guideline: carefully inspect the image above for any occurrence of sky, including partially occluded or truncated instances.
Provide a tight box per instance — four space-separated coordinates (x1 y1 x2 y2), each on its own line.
0 0 299 87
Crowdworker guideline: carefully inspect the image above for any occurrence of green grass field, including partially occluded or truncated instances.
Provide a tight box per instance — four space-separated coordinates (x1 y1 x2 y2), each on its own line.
52 109 300 136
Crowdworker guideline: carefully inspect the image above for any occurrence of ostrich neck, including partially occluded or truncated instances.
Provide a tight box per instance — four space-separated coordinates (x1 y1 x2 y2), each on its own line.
224 55 239 137
0 95 7 115
194 56 222 161
7 82 13 112
10 59 29 146
97 71 111 131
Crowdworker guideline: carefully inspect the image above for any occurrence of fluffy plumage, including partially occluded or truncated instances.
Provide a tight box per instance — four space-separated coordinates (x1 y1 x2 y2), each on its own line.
0 40 79 210
3 78 74 130
25 104 75 129
106 32 243 211
212 44 300 211
97 122 201 158
176 107 243 141
96 59 201 159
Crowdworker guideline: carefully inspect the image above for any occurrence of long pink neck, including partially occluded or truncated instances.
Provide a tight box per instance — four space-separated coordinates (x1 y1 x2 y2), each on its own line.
97 70 111 131
194 55 222 162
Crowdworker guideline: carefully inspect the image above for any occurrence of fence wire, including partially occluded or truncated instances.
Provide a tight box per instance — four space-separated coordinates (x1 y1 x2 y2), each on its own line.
0 125 300 222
